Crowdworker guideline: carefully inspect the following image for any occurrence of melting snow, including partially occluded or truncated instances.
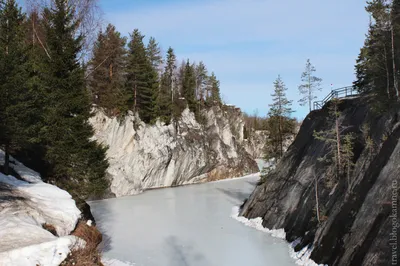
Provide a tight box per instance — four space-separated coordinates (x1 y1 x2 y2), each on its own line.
102 258 136 266
0 152 81 266
231 206 326 266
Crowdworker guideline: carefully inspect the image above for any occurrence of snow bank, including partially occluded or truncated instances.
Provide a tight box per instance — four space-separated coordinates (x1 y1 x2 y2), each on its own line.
0 236 79 266
0 153 81 265
289 243 325 266
0 173 80 236
0 150 41 183
231 206 326 266
230 206 286 239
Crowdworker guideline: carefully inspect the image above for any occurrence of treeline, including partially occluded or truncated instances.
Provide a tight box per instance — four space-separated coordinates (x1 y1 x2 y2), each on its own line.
355 0 400 102
87 25 222 123
0 0 221 199
245 59 321 161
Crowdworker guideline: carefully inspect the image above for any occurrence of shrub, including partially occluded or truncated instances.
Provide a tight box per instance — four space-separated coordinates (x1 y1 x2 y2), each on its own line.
61 222 103 266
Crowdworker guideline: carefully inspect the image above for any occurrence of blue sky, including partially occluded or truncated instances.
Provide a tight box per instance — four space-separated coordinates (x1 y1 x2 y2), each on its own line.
38 0 372 119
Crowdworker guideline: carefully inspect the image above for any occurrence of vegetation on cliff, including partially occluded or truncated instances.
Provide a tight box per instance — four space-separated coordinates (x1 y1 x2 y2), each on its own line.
0 0 224 200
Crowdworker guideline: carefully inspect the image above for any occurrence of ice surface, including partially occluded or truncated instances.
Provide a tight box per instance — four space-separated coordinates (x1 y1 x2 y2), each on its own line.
90 174 297 266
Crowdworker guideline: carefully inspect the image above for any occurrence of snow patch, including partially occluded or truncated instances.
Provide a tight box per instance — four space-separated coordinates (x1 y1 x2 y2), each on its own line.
231 206 326 266
0 236 79 266
0 153 81 265
0 150 41 183
289 244 326 266
0 173 80 236
102 258 136 266
230 206 286 239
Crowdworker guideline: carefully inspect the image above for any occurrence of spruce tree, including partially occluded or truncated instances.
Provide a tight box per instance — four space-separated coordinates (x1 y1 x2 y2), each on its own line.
41 0 109 199
18 10 49 169
182 60 197 112
89 23 127 115
207 72 222 105
267 75 294 159
146 36 163 76
298 59 322 112
126 29 158 123
157 47 176 122
176 59 186 95
0 0 28 175
195 61 208 104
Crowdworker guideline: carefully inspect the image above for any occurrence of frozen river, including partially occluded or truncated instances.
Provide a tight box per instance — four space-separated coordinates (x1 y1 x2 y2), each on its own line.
90 167 296 266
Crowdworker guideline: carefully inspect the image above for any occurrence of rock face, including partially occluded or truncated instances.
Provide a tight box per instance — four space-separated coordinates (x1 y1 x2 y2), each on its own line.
240 96 399 266
244 130 269 158
244 128 299 159
90 105 258 197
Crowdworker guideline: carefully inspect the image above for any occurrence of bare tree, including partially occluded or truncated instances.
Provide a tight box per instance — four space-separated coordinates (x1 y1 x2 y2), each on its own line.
24 0 103 60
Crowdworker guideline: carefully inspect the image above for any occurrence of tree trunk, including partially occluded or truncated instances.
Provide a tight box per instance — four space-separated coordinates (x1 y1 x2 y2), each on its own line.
134 83 137 112
4 144 10 176
347 158 350 190
308 73 312 113
315 174 320 223
335 103 341 177
392 26 399 100
384 46 391 99
32 14 35 44
279 115 283 158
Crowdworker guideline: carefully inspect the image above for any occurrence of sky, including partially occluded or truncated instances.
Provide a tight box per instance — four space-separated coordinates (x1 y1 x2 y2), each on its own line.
37 0 372 119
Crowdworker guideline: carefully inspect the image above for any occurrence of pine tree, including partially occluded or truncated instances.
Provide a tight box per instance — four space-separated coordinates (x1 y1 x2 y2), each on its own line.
313 98 342 182
313 99 355 190
126 29 158 123
182 60 197 112
342 133 355 189
89 24 127 115
354 0 400 101
298 59 322 112
0 0 29 175
41 0 109 198
391 0 400 99
266 75 294 159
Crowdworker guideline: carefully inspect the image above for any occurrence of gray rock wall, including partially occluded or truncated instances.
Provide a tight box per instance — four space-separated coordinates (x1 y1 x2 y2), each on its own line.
90 105 258 197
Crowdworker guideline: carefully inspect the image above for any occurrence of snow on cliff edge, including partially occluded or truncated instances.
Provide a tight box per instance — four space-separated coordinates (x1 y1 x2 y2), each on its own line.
0 151 81 266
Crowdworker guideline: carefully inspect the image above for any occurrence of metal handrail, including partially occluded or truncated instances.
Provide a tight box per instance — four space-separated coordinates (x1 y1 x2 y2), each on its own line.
312 86 358 111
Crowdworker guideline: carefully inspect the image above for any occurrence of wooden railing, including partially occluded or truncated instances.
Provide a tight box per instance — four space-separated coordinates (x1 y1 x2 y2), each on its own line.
313 86 358 110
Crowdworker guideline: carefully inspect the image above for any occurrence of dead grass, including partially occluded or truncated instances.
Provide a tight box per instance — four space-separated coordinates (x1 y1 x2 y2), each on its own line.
61 221 104 266
42 223 58 237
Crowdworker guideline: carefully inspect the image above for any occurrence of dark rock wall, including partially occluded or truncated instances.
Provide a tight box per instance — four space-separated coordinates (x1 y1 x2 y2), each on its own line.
240 96 399 266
